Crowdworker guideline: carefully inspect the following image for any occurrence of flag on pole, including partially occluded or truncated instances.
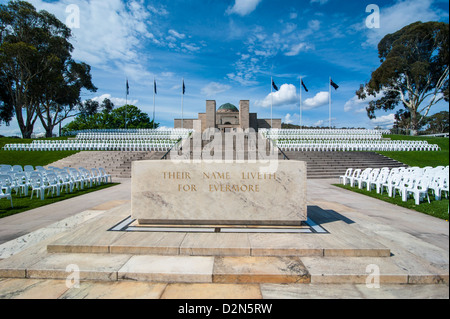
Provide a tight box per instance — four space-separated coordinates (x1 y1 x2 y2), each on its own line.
154 80 157 95
182 80 186 95
330 79 339 90
272 79 279 91
126 79 129 95
301 80 308 92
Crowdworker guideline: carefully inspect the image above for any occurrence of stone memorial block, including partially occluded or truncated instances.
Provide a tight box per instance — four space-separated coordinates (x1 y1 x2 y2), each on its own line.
131 160 307 226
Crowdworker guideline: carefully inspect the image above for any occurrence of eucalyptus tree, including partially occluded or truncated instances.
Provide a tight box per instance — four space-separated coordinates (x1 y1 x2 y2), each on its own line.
0 1 96 138
357 21 449 135
36 60 97 137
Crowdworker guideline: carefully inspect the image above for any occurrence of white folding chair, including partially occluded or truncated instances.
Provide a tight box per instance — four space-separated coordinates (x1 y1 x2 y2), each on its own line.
406 176 431 205
0 181 13 207
339 168 353 185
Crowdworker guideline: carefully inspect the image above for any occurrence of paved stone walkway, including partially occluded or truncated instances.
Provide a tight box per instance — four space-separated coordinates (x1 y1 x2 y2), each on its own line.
0 178 448 299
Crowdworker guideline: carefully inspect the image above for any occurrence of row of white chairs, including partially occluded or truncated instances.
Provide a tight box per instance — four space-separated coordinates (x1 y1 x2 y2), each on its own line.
3 140 179 152
270 135 384 140
76 135 185 141
276 140 441 152
75 129 193 140
70 128 193 134
340 166 449 205
0 165 112 205
261 128 390 134
261 128 390 139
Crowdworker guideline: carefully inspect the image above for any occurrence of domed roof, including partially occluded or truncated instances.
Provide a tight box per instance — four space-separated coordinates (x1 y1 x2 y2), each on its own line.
217 103 239 113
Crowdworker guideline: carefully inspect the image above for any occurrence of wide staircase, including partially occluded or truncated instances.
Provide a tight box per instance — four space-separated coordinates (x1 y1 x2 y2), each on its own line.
48 151 166 178
282 151 408 179
46 139 408 180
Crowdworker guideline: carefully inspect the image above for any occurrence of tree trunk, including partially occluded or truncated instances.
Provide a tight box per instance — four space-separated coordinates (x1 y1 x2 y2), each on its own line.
15 106 35 139
45 128 54 138
410 108 419 136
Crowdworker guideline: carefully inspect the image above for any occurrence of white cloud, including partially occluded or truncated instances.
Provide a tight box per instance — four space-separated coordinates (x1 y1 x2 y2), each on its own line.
370 113 396 128
344 90 387 113
310 0 330 4
308 20 321 31
303 92 329 109
283 113 300 125
91 94 138 107
284 114 293 124
181 43 201 52
284 42 312 56
227 52 262 86
282 23 297 35
314 120 325 126
28 0 154 82
344 95 369 113
255 84 298 108
226 0 263 16
147 4 169 16
363 0 448 47
168 29 186 39
201 82 231 96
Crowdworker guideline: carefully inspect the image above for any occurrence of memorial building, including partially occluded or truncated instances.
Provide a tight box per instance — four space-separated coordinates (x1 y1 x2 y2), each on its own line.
174 100 282 132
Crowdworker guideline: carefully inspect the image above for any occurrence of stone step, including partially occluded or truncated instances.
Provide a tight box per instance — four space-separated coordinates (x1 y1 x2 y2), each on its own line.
2 251 444 284
48 151 166 178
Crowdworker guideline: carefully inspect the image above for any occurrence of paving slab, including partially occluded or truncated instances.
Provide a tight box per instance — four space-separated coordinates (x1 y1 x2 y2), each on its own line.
179 233 251 256
0 210 105 260
117 255 215 283
248 233 324 257
109 232 187 255
47 216 128 253
27 253 132 281
301 256 410 284
213 256 310 284
60 281 167 299
260 283 450 299
161 283 262 299
0 279 69 299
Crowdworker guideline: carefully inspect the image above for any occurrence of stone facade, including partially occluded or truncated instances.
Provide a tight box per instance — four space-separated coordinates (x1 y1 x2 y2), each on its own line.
174 100 281 132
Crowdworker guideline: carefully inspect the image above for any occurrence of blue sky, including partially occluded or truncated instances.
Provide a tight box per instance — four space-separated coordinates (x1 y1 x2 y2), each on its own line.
0 0 449 136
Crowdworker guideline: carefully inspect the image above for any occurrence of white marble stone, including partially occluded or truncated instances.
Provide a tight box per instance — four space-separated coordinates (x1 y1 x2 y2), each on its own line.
131 160 307 226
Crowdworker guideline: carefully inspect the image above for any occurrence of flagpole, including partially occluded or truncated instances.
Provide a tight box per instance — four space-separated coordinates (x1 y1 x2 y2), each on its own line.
300 77 302 129
153 77 156 130
125 78 128 130
270 76 273 129
329 76 332 129
181 78 184 130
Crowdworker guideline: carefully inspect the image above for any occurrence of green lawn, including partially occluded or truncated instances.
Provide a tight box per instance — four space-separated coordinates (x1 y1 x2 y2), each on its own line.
339 134 449 220
0 137 111 219
0 137 79 166
378 135 449 167
1 183 118 219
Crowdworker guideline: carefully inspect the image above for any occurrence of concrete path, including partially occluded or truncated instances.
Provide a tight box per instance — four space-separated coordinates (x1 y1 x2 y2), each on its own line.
0 178 131 245
0 177 448 299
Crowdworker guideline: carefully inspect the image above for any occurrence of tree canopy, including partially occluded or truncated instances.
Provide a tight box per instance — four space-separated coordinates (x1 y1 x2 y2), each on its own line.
62 104 159 134
357 21 449 135
0 0 96 138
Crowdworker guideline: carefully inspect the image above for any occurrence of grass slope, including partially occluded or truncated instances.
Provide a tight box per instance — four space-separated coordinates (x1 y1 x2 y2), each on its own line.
378 135 449 167
0 137 106 219
0 137 79 166
338 135 449 220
